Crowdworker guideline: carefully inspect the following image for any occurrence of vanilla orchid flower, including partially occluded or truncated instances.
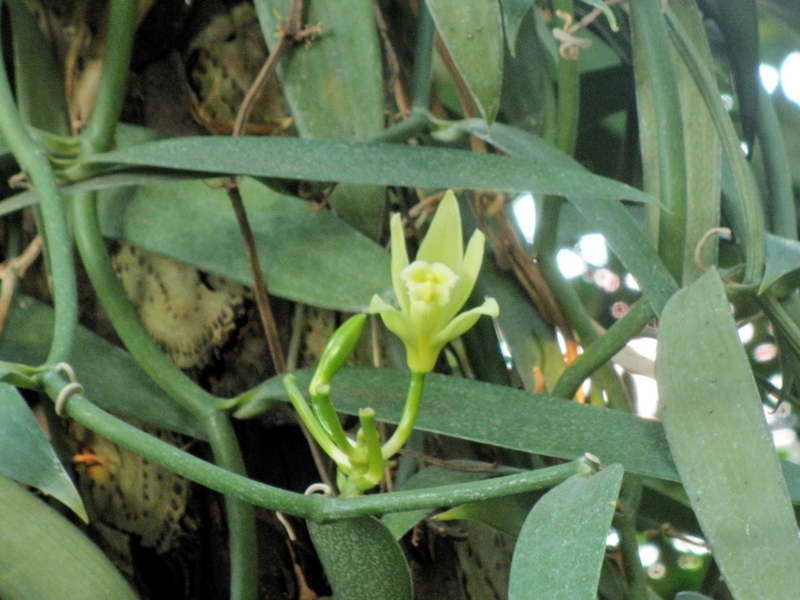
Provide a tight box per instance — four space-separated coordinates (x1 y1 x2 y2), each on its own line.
370 190 499 374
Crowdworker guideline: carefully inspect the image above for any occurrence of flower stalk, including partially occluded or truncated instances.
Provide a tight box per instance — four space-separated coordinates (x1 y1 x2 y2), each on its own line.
285 190 498 496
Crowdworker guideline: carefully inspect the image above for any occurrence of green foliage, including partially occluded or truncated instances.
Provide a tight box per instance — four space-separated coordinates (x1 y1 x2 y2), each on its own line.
1 0 800 598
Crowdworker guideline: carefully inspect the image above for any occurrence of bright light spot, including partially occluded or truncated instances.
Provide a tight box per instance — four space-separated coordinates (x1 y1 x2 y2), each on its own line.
555 329 567 355
780 52 800 106
628 337 657 361
577 233 608 267
606 530 620 548
761 63 780 94
753 343 778 362
633 374 659 419
770 373 784 390
672 535 710 556
741 140 750 155
639 543 660 567
557 248 587 279
512 193 536 244
738 323 754 344
720 93 735 111
773 428 798 449
624 272 640 291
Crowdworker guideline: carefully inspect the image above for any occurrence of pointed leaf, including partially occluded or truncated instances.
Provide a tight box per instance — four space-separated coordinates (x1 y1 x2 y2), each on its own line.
308 515 412 600
7 0 70 134
499 0 536 54
426 0 504 124
0 383 86 520
0 474 138 600
508 465 623 600
382 463 492 539
435 492 538 538
253 0 386 237
759 232 800 294
656 268 800 599
84 136 656 203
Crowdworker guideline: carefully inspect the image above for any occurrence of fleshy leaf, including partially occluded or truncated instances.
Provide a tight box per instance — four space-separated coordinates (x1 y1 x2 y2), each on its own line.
0 383 87 521
759 232 800 294
508 465 623 599
308 515 412 600
425 0 504 125
657 268 800 599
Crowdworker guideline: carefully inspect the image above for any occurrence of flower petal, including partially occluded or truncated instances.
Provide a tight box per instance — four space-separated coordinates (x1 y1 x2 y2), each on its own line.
443 229 487 323
389 213 410 315
370 295 418 345
431 298 500 348
417 191 462 270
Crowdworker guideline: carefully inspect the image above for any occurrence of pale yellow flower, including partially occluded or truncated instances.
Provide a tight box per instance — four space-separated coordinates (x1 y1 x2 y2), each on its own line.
370 190 499 373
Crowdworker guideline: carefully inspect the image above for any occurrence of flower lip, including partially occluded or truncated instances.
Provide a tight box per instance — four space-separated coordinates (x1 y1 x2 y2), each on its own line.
401 261 459 306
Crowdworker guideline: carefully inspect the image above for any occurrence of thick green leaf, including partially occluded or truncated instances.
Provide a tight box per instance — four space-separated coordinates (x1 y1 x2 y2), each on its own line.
253 0 383 141
381 464 492 540
253 0 386 237
0 383 86 520
308 515 412 600
0 295 206 439
97 177 390 312
508 464 623 600
669 0 721 286
84 136 656 203
500 10 548 133
426 0 503 125
435 491 538 538
499 0 535 55
7 0 70 134
0 474 138 600
759 232 800 294
265 368 800 499
656 268 800 599
630 0 688 281
265 367 678 481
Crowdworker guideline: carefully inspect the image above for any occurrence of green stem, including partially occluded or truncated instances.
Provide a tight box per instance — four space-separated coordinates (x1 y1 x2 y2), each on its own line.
630 0 688 283
615 474 648 600
552 299 655 400
206 412 258 600
757 85 797 240
552 0 579 156
40 370 322 518
41 369 592 521
79 0 138 154
535 200 630 410
371 110 431 144
284 375 353 468
72 190 258 599
381 371 425 459
316 458 591 521
0 8 76 365
70 191 223 418
411 2 435 112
